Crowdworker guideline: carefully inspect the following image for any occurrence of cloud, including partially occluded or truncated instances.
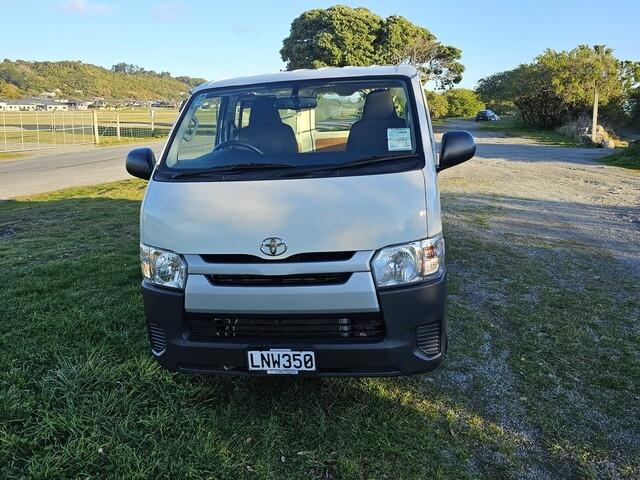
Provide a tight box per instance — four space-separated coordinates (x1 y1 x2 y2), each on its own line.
231 24 259 35
62 0 112 14
152 3 185 21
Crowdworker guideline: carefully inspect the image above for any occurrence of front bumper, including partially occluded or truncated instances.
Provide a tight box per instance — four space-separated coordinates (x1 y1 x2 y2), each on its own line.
141 273 447 376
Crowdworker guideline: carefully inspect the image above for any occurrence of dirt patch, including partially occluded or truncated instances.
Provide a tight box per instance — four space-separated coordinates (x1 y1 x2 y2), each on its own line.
436 119 640 273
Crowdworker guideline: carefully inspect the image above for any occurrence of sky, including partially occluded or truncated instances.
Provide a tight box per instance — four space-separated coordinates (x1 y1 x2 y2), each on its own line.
0 0 638 89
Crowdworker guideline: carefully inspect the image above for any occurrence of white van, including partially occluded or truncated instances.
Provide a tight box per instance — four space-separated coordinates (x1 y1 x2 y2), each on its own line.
126 65 475 376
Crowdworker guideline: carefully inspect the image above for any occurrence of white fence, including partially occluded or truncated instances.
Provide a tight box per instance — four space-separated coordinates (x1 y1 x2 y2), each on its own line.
0 109 178 153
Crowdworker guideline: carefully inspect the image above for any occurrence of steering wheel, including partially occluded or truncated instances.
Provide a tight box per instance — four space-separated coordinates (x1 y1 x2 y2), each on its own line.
213 140 264 155
182 116 199 142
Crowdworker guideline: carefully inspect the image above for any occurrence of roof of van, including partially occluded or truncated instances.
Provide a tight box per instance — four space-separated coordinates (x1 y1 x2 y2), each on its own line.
192 65 418 93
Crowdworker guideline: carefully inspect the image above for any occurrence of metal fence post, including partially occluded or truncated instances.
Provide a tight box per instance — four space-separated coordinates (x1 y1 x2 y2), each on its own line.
71 111 76 145
52 111 56 148
150 109 155 137
2 111 7 152
19 111 24 150
81 112 86 144
92 110 100 145
116 112 121 140
61 111 66 146
36 111 40 149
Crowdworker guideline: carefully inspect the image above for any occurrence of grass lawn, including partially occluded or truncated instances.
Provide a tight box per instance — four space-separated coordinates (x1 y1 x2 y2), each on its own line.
1 181 638 478
476 117 583 147
96 134 168 147
431 118 452 128
0 152 30 161
598 142 640 171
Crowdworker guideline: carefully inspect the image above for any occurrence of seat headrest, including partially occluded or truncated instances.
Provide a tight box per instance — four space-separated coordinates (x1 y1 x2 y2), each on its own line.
249 96 282 125
361 89 398 121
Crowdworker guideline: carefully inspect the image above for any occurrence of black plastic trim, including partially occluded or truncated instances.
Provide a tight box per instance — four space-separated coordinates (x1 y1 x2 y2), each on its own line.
140 271 447 376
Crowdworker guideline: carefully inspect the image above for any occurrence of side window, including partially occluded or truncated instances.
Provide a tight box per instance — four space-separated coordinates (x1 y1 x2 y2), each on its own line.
166 96 220 165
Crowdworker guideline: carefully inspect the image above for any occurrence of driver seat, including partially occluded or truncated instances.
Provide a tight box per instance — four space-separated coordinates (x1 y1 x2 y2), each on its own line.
237 97 298 154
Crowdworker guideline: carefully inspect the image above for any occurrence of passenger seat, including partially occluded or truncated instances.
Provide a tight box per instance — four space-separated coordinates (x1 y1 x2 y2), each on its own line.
347 89 406 154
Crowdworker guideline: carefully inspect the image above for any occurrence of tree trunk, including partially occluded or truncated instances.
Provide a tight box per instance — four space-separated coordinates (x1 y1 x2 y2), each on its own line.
591 88 599 144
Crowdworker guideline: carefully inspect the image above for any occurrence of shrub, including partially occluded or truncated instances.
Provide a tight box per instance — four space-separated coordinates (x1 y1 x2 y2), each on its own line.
514 88 576 129
425 91 448 119
445 88 484 118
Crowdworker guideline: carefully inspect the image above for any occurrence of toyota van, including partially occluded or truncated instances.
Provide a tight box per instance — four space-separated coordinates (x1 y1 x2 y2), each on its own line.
126 65 475 376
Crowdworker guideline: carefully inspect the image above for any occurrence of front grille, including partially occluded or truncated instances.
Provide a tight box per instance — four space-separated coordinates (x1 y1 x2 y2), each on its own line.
200 251 355 264
208 272 352 287
186 313 385 341
416 323 441 356
148 322 167 353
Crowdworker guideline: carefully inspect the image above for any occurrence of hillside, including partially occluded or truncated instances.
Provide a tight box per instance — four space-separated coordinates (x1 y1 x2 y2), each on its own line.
0 60 207 100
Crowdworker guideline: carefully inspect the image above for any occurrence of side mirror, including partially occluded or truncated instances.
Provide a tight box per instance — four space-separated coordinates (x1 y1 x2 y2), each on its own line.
437 130 476 172
126 148 156 180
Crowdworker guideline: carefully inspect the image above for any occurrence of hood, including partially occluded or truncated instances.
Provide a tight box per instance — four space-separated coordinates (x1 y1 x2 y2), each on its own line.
141 170 428 256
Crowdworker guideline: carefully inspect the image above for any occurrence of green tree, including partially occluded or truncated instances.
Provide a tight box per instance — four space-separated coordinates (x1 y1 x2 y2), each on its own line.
476 64 541 104
376 16 463 89
0 80 20 99
280 6 382 69
280 6 464 90
445 89 484 118
425 91 448 119
538 45 627 142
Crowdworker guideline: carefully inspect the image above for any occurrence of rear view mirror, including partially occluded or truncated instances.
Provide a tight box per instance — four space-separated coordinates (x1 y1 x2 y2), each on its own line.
274 96 318 110
126 148 156 180
437 131 475 172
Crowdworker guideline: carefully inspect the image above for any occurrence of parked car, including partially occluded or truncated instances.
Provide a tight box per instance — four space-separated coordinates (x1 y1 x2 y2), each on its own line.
126 65 475 376
475 109 500 121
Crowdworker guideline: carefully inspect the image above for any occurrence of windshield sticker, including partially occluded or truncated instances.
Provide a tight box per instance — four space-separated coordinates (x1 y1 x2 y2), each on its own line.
387 128 412 151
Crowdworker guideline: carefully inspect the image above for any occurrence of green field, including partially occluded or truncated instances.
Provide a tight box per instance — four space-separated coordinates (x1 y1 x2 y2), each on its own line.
0 181 638 478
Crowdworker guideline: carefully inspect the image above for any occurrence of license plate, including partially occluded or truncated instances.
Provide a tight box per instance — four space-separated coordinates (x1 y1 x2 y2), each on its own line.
247 349 316 374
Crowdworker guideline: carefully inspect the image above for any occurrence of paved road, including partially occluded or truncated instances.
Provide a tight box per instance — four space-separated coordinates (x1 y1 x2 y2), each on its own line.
0 140 165 199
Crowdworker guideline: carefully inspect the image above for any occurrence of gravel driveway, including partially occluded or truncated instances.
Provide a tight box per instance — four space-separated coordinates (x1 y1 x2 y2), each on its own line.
436 119 640 271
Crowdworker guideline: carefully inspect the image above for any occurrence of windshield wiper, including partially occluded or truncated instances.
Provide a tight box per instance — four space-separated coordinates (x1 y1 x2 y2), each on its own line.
336 153 420 169
285 153 421 177
166 162 296 179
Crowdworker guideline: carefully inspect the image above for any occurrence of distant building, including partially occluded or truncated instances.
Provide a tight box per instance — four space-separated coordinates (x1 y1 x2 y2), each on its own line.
0 98 68 111
1 100 38 111
151 100 176 108
64 99 91 110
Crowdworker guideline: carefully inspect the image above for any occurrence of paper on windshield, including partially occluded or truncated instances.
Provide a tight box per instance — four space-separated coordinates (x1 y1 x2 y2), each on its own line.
387 128 412 151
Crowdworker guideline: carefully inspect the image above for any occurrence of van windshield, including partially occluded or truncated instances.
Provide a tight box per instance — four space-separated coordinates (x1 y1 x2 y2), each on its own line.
158 77 422 181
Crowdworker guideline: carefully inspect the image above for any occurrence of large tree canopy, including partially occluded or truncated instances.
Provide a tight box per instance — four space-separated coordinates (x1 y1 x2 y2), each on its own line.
280 6 464 90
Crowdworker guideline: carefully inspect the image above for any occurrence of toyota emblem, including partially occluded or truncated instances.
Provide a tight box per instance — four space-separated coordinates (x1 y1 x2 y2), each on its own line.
260 237 287 256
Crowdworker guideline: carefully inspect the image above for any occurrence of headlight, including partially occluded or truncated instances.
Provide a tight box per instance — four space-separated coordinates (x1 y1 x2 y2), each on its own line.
371 234 445 288
140 244 187 289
